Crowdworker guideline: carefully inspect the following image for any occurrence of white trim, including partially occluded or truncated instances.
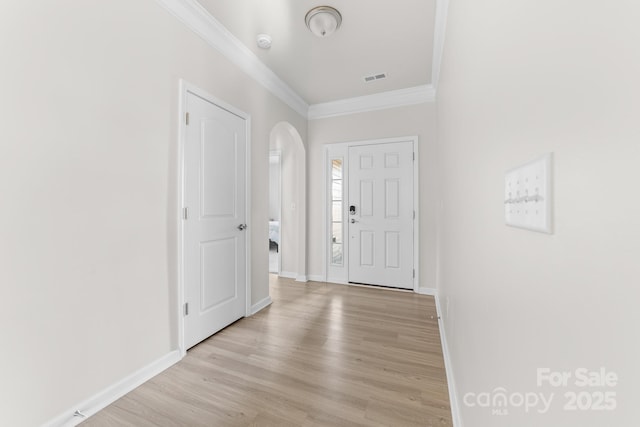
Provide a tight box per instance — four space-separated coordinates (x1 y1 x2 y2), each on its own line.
435 295 463 427
269 150 283 275
416 287 438 296
273 273 308 283
413 139 420 294
177 79 252 355
155 0 308 117
307 275 325 282
250 296 273 315
308 85 436 120
326 277 348 285
177 79 188 356
321 147 328 281
279 271 297 280
431 0 450 90
43 351 181 427
245 107 253 319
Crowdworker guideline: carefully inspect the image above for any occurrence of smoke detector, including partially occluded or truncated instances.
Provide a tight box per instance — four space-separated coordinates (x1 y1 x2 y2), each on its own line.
256 34 272 49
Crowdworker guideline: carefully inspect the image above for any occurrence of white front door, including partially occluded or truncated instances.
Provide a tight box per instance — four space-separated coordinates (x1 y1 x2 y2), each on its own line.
348 141 414 289
183 92 247 350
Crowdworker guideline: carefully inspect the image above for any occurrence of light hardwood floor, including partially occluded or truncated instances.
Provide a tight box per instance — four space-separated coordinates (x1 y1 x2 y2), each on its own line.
83 276 452 426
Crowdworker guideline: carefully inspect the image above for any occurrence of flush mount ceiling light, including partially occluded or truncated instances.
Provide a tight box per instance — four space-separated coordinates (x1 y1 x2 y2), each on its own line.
305 6 342 38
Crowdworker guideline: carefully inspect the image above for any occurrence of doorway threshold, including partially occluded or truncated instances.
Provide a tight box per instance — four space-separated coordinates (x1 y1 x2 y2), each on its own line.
347 282 413 293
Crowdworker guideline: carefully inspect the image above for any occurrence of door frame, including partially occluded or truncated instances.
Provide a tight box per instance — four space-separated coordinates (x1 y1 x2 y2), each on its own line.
177 79 252 356
323 136 419 292
269 150 282 275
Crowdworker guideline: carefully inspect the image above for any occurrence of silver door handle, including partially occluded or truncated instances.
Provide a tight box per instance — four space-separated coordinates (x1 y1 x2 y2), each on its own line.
237 224 247 230
350 219 357 223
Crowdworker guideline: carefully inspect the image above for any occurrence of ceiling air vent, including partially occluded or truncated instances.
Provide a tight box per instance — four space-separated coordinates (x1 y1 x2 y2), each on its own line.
363 72 387 83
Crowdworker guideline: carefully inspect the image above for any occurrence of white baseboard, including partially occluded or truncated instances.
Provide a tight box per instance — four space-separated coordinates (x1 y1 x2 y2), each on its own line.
434 295 462 427
279 271 297 279
416 287 438 296
307 275 325 282
278 272 309 283
251 296 273 315
43 350 182 427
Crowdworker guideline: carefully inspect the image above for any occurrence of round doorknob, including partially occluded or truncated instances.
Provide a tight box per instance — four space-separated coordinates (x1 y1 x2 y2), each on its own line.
237 224 247 230
350 219 357 223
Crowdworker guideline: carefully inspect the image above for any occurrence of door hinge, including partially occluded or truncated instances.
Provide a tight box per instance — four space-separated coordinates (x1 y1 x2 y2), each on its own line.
413 152 415 161
413 269 415 278
413 210 416 220
184 302 189 316
185 112 190 125
183 207 188 220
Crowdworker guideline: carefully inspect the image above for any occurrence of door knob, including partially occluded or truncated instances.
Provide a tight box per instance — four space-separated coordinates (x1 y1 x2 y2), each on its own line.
237 224 247 230
350 218 357 223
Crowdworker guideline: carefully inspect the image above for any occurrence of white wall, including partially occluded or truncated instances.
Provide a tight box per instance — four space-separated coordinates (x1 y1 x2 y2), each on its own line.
268 155 280 221
437 1 640 425
307 103 438 290
0 1 306 425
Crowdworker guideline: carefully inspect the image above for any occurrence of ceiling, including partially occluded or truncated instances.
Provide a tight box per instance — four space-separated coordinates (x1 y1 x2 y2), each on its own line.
195 0 437 105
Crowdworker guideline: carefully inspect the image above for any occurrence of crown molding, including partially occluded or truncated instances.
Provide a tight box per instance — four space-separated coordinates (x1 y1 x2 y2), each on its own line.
155 0 309 117
155 0 448 120
308 85 436 120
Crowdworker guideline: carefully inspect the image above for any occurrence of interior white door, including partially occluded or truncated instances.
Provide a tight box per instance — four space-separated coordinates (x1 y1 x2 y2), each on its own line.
184 92 247 350
348 141 414 289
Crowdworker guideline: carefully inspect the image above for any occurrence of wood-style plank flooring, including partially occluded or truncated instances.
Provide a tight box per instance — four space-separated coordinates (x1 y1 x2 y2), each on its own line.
83 276 452 426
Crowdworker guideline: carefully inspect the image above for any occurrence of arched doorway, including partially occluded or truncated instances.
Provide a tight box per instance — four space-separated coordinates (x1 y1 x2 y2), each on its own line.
269 122 306 281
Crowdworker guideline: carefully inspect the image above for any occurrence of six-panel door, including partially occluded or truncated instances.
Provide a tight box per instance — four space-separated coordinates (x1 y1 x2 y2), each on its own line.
348 141 414 289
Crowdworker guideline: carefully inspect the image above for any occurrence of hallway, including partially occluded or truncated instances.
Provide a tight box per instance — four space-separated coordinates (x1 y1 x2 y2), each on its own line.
83 276 452 426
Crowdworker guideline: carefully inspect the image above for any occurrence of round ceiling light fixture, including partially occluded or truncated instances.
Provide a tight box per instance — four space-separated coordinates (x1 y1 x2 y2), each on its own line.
305 6 342 38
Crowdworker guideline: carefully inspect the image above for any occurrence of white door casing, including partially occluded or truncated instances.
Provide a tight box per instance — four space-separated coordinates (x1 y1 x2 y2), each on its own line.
348 141 414 289
182 86 249 350
268 151 282 275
